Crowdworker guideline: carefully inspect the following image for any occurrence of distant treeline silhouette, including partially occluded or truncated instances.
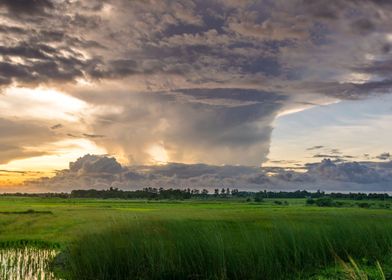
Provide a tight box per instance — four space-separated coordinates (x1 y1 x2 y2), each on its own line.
0 188 391 200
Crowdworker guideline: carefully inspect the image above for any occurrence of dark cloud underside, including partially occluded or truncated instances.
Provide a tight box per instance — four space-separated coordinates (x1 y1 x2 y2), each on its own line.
27 155 392 192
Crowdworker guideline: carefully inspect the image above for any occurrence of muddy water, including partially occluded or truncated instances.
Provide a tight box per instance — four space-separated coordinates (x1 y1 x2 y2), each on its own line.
0 247 58 280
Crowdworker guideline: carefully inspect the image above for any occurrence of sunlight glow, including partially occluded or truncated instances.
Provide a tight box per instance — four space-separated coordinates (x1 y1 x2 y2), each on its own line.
0 87 87 122
342 72 372 84
0 139 106 183
148 144 169 165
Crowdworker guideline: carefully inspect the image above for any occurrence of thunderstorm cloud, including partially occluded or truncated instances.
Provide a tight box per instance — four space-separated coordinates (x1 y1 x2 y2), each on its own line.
1 0 392 191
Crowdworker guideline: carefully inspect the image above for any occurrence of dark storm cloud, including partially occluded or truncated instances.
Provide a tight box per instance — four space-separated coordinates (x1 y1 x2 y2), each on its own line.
147 162 259 179
306 159 388 184
0 25 26 34
0 40 103 86
354 60 392 77
351 19 376 35
2 0 392 168
176 88 285 103
303 0 392 20
0 44 56 59
88 59 146 79
2 0 392 95
88 88 285 166
0 0 54 14
299 79 392 100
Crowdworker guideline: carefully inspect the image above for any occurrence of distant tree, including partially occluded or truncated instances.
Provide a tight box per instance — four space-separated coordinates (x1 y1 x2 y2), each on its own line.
357 202 371 208
306 198 315 205
254 192 264 203
192 189 200 195
7 188 391 202
315 197 334 207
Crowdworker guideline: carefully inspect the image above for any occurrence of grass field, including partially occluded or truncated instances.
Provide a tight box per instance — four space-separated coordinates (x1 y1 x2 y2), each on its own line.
1 197 392 279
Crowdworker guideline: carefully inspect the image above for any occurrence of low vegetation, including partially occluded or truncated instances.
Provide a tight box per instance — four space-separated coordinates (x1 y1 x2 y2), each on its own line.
0 209 53 215
0 192 391 279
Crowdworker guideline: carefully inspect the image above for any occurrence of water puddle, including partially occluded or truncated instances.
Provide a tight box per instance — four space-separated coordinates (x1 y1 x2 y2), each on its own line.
0 247 58 280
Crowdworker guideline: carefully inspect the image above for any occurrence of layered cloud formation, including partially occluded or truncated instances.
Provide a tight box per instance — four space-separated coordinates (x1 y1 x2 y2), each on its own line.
25 155 392 192
1 1 392 188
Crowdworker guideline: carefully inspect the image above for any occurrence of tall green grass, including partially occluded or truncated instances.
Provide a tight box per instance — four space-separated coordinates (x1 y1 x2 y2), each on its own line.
55 216 392 280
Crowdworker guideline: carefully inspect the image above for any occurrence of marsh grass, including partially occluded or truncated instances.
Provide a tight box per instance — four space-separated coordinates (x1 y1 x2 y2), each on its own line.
0 247 58 280
311 256 391 280
56 216 392 280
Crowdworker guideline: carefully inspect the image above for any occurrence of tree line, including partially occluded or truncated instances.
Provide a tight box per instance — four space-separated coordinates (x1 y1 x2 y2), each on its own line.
0 188 391 200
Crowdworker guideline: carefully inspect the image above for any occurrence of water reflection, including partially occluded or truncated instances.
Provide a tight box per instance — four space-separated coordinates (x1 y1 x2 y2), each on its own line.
0 247 58 280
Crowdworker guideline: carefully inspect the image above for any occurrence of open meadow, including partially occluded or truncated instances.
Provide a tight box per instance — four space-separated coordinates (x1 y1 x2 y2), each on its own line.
0 196 392 279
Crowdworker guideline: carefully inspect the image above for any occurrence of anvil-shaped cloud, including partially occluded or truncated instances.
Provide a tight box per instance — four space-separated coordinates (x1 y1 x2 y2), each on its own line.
1 0 392 178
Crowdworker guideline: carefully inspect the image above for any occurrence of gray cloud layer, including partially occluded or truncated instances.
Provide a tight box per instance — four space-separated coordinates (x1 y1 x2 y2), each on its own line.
26 155 392 192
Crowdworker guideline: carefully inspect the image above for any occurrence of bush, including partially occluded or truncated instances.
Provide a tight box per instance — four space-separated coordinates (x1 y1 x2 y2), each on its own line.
379 203 391 209
306 198 315 205
307 197 341 207
315 197 334 207
334 201 345 207
357 202 371 208
254 193 264 202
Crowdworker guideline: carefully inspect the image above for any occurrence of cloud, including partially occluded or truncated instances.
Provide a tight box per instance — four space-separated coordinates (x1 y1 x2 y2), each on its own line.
0 118 58 164
85 88 285 166
313 154 342 159
82 133 105 139
306 159 386 184
0 0 54 14
2 0 390 96
24 154 392 192
51 124 63 130
69 154 123 175
2 0 392 169
377 152 391 160
307 145 324 151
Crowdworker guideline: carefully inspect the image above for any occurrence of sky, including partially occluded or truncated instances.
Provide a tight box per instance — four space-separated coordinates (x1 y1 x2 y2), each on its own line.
1 0 392 192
